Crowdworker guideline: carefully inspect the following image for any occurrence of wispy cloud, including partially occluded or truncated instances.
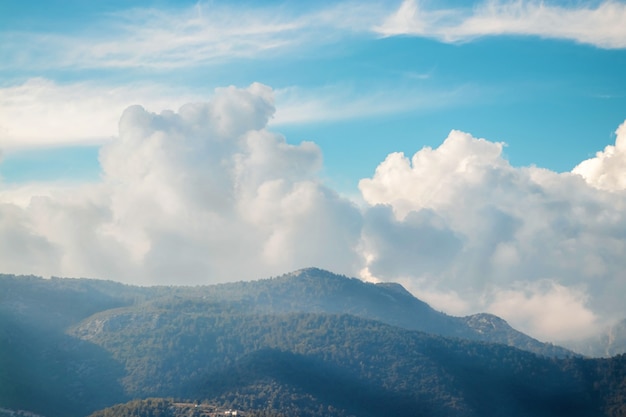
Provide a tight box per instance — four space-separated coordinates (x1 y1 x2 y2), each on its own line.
0 78 203 148
2 0 623 73
0 1 386 71
0 78 483 149
272 83 481 126
376 0 626 49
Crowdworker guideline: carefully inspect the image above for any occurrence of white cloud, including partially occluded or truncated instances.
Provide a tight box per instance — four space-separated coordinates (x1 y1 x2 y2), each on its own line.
406 285 473 317
0 201 61 276
3 0 623 81
0 78 203 149
376 0 626 49
488 282 598 341
359 126 626 342
272 84 477 126
359 130 509 219
0 83 362 284
573 120 626 191
0 2 385 71
0 79 481 149
360 204 462 279
2 79 626 344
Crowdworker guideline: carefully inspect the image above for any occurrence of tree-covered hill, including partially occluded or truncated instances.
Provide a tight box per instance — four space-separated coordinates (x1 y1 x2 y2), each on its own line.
86 398 282 417
2 269 624 417
191 268 573 357
70 305 622 417
1 268 572 357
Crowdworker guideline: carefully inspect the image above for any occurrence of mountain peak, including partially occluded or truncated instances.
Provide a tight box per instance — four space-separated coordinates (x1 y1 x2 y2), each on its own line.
266 268 574 357
375 282 414 299
285 267 345 280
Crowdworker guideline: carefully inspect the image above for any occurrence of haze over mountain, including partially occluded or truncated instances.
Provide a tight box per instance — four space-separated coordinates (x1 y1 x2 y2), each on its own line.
568 319 626 358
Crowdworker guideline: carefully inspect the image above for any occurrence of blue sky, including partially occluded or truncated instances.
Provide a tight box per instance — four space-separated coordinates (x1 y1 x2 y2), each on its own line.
2 0 625 189
1 0 626 344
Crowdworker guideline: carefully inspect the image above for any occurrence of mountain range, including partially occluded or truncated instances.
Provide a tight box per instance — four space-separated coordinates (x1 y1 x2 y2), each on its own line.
1 268 626 417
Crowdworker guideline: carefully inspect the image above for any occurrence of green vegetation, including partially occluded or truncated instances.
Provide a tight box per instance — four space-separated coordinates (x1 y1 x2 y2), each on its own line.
1 270 626 417
88 399 174 417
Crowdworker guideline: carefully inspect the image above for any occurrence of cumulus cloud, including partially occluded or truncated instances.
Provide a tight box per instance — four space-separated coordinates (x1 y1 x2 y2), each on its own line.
376 0 626 49
573 120 626 191
359 127 626 342
0 83 362 285
2 80 626 344
360 205 462 279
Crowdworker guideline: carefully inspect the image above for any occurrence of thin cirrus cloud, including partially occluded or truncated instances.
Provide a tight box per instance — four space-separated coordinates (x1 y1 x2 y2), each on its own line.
271 83 479 126
0 2 386 71
0 78 204 149
6 0 625 74
2 1 625 74
0 78 478 149
376 0 626 49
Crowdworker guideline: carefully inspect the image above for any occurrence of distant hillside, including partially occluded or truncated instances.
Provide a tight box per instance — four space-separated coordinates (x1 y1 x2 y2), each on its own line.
160 267 573 357
71 308 613 417
0 268 572 357
87 398 279 417
2 269 623 417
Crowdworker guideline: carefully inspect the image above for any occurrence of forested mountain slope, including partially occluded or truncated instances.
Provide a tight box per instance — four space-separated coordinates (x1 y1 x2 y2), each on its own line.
195 268 572 357
1 268 572 357
2 270 622 417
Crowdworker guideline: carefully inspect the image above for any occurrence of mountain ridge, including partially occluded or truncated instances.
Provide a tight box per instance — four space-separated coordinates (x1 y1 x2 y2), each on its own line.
2 268 626 417
0 268 572 357
208 267 574 357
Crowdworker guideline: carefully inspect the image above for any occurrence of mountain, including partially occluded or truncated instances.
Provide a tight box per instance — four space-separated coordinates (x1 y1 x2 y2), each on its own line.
161 267 573 357
73 308 626 417
0 275 131 416
2 269 622 417
1 268 568 357
69 306 614 417
86 398 280 417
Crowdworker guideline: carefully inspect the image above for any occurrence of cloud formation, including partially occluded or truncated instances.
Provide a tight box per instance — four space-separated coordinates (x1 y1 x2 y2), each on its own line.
5 0 624 77
0 83 362 284
573 120 626 191
0 78 478 149
1 82 626 344
0 78 203 148
376 0 626 49
272 84 476 126
0 2 384 71
359 128 626 341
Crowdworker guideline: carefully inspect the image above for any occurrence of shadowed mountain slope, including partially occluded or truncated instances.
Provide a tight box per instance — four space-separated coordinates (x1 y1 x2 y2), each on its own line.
0 268 599 417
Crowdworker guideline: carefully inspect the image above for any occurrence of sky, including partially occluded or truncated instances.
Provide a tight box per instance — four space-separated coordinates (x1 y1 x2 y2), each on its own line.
1 0 626 345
